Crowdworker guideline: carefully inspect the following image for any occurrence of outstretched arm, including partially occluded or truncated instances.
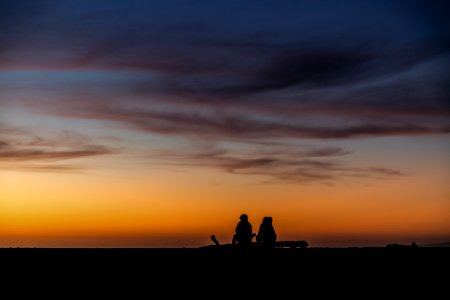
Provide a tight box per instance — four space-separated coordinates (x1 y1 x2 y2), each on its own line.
210 235 220 246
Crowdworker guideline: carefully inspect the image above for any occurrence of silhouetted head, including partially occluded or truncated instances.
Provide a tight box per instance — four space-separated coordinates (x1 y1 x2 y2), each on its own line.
263 216 272 224
240 214 248 221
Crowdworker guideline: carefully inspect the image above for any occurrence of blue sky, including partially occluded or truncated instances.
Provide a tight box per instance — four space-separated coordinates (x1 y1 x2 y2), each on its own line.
1 0 449 182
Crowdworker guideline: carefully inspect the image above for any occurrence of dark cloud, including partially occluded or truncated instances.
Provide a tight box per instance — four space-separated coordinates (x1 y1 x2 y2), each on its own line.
148 144 403 183
1 0 448 183
58 104 450 140
2 0 449 125
105 41 449 103
255 50 372 90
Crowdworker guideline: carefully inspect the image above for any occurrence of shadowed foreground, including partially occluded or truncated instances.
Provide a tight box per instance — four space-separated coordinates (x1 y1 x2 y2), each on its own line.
2 247 448 296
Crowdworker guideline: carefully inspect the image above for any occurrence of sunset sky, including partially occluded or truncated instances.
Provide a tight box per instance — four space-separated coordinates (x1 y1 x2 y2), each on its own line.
1 0 449 247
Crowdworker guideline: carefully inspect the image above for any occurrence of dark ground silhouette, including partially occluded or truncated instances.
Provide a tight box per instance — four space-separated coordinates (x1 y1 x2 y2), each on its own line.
2 247 448 297
208 234 308 248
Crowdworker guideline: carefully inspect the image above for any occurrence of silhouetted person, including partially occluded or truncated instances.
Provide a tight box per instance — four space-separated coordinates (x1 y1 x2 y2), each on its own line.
232 214 255 246
256 216 277 247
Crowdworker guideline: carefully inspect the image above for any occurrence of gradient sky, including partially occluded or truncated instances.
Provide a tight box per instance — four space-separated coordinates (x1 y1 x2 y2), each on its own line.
1 0 449 247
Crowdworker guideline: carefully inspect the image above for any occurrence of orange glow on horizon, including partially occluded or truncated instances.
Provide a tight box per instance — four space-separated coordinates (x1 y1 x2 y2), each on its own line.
1 164 449 247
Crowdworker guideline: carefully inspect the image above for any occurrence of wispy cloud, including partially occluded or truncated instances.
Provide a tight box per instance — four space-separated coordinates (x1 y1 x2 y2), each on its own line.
2 0 449 140
56 104 450 140
1 163 87 174
146 143 403 183
0 145 110 161
0 0 448 182
0 126 114 173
